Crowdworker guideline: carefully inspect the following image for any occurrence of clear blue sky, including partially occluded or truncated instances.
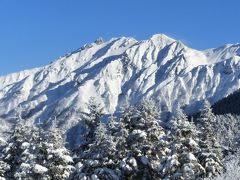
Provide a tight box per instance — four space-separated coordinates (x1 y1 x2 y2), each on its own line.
0 0 239 76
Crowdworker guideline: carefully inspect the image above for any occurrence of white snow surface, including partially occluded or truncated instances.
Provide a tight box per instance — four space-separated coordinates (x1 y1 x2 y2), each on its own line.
33 164 48 174
0 34 240 131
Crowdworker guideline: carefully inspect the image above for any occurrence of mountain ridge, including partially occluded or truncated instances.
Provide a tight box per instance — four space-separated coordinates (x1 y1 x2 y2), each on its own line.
0 34 240 132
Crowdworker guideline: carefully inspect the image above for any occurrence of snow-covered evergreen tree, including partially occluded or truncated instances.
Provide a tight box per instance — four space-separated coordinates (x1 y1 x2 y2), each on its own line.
198 101 222 156
0 118 33 179
215 114 240 154
75 121 119 179
40 119 75 180
107 115 129 164
74 100 168 179
214 151 240 180
74 99 120 179
119 100 166 179
82 97 103 149
1 117 74 180
197 101 223 177
160 108 205 179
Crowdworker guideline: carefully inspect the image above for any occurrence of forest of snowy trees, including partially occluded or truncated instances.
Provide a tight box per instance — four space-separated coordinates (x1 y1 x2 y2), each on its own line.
0 98 239 180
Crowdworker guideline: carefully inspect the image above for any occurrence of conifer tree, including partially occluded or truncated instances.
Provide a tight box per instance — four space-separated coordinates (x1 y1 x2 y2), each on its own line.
1 119 32 179
160 108 205 179
75 122 119 179
198 101 220 152
215 114 240 154
197 101 223 177
1 117 74 180
75 98 120 179
119 100 166 179
39 119 75 180
108 115 129 162
0 106 29 178
83 97 103 149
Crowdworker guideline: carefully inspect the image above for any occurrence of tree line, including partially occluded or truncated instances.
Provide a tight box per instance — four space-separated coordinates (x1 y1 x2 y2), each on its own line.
0 98 239 180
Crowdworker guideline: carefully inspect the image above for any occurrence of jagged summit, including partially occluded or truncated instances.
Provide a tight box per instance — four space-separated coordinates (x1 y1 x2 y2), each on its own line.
0 34 240 134
150 34 176 43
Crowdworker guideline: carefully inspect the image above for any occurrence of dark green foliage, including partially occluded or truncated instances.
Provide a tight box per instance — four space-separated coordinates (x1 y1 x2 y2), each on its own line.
212 89 240 115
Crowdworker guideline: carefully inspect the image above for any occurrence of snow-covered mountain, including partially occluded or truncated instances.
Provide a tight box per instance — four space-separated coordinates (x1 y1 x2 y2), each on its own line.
0 34 240 128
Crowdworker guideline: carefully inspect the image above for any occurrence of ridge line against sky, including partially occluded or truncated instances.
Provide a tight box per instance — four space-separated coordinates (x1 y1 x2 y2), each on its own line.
0 0 239 76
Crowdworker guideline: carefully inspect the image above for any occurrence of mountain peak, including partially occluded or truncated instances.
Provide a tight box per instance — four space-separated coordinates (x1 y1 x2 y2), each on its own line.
1 34 240 129
150 34 176 43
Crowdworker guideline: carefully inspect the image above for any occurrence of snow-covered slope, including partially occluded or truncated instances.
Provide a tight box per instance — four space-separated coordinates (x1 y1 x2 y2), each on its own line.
0 34 240 128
